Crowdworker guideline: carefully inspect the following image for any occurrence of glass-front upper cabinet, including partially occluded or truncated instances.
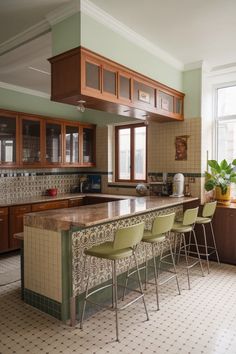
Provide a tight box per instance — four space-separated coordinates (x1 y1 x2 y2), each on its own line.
0 111 18 166
45 121 62 164
64 124 79 165
82 126 95 165
21 116 41 165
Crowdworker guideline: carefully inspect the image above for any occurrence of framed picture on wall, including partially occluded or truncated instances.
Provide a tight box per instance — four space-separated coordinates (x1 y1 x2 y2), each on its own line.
175 135 189 160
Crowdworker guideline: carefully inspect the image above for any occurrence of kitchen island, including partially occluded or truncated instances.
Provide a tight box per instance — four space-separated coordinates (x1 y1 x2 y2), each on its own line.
23 196 198 322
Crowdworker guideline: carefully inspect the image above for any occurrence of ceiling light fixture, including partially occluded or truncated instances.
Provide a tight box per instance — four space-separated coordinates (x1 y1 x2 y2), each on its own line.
76 100 86 113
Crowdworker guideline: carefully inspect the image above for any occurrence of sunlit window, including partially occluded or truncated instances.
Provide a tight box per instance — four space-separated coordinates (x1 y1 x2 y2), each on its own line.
216 85 236 162
116 124 146 182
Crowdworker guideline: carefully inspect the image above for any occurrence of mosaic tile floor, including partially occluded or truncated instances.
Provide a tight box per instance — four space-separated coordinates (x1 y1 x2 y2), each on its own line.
0 254 236 354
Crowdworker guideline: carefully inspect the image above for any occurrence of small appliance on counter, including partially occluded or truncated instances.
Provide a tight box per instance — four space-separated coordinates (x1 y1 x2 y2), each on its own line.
71 174 101 193
170 173 184 197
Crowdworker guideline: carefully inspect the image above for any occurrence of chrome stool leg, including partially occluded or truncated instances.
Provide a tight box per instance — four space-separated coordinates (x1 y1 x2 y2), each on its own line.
122 257 132 300
202 224 210 274
80 256 92 330
152 244 160 311
210 221 220 264
192 229 205 277
182 233 191 290
133 251 149 321
167 237 181 295
113 260 119 342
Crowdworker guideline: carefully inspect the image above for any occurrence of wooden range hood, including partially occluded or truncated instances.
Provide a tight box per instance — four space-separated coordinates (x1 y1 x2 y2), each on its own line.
49 46 185 123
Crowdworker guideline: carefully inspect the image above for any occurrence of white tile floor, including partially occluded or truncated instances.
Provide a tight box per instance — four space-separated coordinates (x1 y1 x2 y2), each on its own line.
0 254 236 354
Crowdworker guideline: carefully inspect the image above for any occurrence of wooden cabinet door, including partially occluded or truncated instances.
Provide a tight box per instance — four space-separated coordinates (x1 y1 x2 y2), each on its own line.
0 208 9 252
0 109 19 167
68 198 84 207
9 205 31 249
63 123 80 166
31 200 69 212
20 115 43 166
44 120 63 166
80 125 96 166
212 207 236 265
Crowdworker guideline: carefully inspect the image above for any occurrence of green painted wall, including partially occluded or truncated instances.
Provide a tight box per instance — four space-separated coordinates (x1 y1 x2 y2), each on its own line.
81 13 183 91
0 87 132 126
183 68 202 118
51 12 81 56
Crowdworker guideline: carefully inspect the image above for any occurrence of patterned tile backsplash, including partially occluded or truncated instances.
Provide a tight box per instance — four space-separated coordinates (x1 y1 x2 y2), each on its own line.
0 169 80 200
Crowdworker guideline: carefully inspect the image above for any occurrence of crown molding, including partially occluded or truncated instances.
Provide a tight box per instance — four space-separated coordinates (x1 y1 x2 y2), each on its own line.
81 0 184 71
184 61 204 71
0 20 50 56
46 0 81 26
0 81 50 99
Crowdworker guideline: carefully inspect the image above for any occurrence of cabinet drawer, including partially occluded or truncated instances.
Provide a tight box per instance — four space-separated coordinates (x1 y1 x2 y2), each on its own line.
68 198 84 207
10 205 31 215
32 200 69 212
0 207 8 216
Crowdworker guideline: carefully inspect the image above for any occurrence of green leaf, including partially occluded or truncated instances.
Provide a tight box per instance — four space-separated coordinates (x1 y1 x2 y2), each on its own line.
208 160 221 172
205 179 215 191
230 176 236 183
220 159 229 170
232 159 236 166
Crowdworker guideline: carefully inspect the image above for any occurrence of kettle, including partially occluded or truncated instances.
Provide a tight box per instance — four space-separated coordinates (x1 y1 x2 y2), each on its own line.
170 173 184 197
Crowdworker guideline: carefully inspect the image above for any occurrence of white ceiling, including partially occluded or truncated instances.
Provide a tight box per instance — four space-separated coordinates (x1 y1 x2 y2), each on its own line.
0 0 236 95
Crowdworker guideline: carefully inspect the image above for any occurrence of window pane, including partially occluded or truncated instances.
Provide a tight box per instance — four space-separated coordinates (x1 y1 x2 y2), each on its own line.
134 127 146 180
118 128 130 179
218 120 236 162
218 86 236 117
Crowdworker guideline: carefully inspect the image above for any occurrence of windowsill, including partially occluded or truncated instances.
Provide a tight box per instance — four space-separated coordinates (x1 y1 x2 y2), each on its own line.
108 182 148 188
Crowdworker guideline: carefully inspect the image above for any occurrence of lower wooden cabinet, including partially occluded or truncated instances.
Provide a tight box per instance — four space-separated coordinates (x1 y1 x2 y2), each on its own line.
212 206 236 265
31 200 69 212
9 205 31 250
0 208 9 252
68 198 84 207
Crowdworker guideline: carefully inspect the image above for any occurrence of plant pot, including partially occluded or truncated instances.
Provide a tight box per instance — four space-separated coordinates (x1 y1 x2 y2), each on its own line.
215 186 231 206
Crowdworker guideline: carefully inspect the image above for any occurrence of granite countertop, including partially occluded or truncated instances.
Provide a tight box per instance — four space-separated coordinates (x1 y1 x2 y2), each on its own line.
0 193 129 207
24 196 198 232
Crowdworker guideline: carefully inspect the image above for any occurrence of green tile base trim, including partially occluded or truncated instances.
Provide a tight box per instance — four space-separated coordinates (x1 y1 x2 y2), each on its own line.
24 289 62 320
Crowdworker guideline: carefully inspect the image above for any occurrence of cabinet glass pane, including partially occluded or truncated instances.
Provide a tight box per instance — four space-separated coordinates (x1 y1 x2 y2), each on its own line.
46 123 61 163
86 62 100 90
159 92 174 112
65 126 79 163
175 98 182 114
134 126 146 180
0 116 16 163
118 128 130 180
22 119 40 163
134 81 155 106
119 76 130 99
103 69 116 95
83 128 94 163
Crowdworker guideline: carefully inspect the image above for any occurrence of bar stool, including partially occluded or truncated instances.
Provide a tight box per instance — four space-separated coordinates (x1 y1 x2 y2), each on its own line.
123 213 181 311
80 222 149 342
195 201 220 273
171 207 204 290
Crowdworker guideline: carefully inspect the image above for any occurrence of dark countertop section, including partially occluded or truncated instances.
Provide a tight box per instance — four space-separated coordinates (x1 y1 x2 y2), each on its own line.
0 193 129 207
24 196 198 232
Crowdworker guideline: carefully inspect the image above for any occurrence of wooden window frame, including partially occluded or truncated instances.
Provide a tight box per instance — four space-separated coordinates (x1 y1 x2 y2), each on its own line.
115 123 147 182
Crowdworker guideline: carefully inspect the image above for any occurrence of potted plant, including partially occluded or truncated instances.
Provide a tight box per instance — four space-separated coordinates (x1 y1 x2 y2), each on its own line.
205 159 236 205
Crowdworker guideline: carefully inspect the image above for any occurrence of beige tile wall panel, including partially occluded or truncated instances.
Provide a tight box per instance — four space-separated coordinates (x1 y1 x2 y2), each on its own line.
24 226 62 303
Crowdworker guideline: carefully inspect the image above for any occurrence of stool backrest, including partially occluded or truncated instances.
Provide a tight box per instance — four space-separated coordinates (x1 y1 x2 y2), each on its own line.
113 222 145 250
202 201 217 218
183 207 199 226
152 213 175 235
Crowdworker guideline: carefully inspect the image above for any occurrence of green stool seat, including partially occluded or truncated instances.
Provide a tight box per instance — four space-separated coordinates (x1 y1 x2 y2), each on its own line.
85 242 133 259
80 222 149 342
171 206 204 290
195 217 211 224
123 213 180 311
194 201 220 273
